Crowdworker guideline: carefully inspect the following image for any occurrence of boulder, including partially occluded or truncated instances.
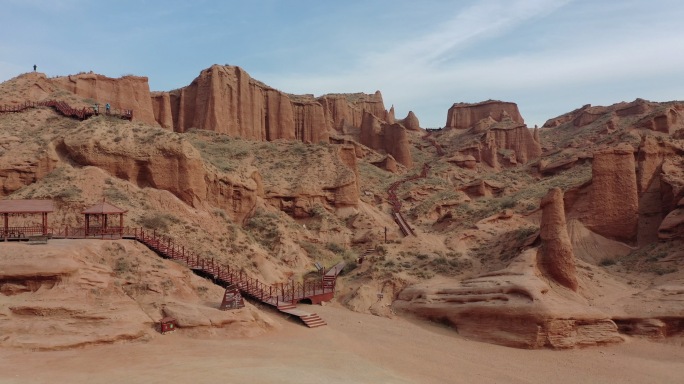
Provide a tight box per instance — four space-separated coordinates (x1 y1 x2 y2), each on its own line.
658 197 684 240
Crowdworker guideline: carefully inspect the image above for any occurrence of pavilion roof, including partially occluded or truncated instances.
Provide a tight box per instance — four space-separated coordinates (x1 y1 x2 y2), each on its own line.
0 199 54 214
82 201 127 214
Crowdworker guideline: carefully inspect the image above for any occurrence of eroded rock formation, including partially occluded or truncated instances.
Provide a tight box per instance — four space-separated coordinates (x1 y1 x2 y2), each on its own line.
446 100 524 129
52 73 157 125
586 144 639 242
59 125 258 223
359 111 413 167
401 111 420 131
538 188 578 291
318 91 389 132
262 144 360 218
153 65 329 143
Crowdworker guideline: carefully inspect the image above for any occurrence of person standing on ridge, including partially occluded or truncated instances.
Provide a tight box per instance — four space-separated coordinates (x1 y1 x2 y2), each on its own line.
33 64 36 72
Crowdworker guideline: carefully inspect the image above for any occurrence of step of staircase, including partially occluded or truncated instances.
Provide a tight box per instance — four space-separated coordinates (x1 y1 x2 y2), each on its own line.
277 303 296 311
278 306 327 328
300 313 327 328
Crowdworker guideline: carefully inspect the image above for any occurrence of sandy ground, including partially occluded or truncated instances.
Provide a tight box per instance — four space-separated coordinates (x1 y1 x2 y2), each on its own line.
1 303 682 384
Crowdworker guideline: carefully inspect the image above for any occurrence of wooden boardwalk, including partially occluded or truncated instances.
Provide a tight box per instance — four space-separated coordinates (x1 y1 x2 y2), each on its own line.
0 100 133 121
126 228 340 327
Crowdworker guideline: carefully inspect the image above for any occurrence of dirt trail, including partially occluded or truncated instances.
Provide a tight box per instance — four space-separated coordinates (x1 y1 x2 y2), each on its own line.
1 304 682 384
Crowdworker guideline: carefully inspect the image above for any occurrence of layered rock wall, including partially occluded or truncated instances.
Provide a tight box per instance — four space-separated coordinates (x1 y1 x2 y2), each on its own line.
154 65 329 143
359 112 413 167
318 91 388 132
52 74 157 125
587 144 639 242
59 131 258 223
538 188 578 291
446 100 524 129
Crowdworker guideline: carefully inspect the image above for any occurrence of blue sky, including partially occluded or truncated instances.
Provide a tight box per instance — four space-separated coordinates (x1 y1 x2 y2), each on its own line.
1 0 683 128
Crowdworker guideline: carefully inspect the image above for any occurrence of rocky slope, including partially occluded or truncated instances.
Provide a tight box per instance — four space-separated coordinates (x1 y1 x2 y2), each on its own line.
1 70 684 351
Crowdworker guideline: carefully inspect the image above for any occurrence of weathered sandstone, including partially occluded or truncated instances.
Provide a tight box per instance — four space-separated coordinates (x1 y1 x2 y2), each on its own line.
401 111 420 131
359 111 413 167
318 91 389 132
394 249 623 349
586 144 639 242
538 188 578 291
446 100 524 129
59 124 258 223
52 73 157 125
155 65 329 143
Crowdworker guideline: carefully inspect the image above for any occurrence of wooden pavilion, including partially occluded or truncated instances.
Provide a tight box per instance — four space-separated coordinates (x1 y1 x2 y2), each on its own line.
82 201 127 238
0 199 53 240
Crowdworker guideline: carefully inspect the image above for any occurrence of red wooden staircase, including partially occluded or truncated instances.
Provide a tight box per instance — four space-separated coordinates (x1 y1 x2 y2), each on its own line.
0 100 133 121
125 228 342 327
386 163 430 236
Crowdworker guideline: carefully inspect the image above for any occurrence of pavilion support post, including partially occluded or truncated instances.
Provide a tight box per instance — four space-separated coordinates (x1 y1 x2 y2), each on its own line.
42 212 47 236
119 213 123 237
85 214 90 238
3 213 7 241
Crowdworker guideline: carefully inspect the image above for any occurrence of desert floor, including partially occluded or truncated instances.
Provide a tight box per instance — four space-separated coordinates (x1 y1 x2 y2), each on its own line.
1 304 682 384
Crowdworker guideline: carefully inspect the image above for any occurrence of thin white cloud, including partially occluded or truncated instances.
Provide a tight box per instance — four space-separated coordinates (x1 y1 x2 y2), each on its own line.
364 0 572 70
264 0 684 127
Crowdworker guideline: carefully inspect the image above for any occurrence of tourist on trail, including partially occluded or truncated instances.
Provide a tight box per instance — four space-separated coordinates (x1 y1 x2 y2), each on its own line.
105 103 110 114
33 64 36 72
93 104 99 113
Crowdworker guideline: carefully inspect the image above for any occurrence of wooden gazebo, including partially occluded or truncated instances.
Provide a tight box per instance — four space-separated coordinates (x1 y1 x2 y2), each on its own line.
82 201 127 238
0 199 53 240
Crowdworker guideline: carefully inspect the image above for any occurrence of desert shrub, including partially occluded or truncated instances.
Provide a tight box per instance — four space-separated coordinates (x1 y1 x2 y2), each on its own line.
599 258 616 266
140 212 180 231
54 186 82 201
245 210 281 250
326 242 345 254
515 226 538 241
431 255 473 275
300 241 321 259
103 186 128 202
114 257 133 275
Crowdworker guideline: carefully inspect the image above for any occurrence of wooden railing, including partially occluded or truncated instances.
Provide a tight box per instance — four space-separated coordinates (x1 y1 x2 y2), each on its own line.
128 227 337 308
1 224 339 307
0 100 133 121
385 163 430 236
1 226 47 238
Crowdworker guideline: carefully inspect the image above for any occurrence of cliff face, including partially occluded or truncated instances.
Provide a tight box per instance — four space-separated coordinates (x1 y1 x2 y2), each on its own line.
59 129 258 223
52 74 157 125
154 65 329 143
587 144 639 242
446 100 524 129
359 112 413 167
482 125 542 167
318 91 388 132
543 99 684 134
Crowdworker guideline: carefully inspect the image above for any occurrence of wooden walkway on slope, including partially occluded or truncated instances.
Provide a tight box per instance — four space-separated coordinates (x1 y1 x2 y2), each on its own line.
0 100 133 121
126 228 340 328
386 163 430 236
